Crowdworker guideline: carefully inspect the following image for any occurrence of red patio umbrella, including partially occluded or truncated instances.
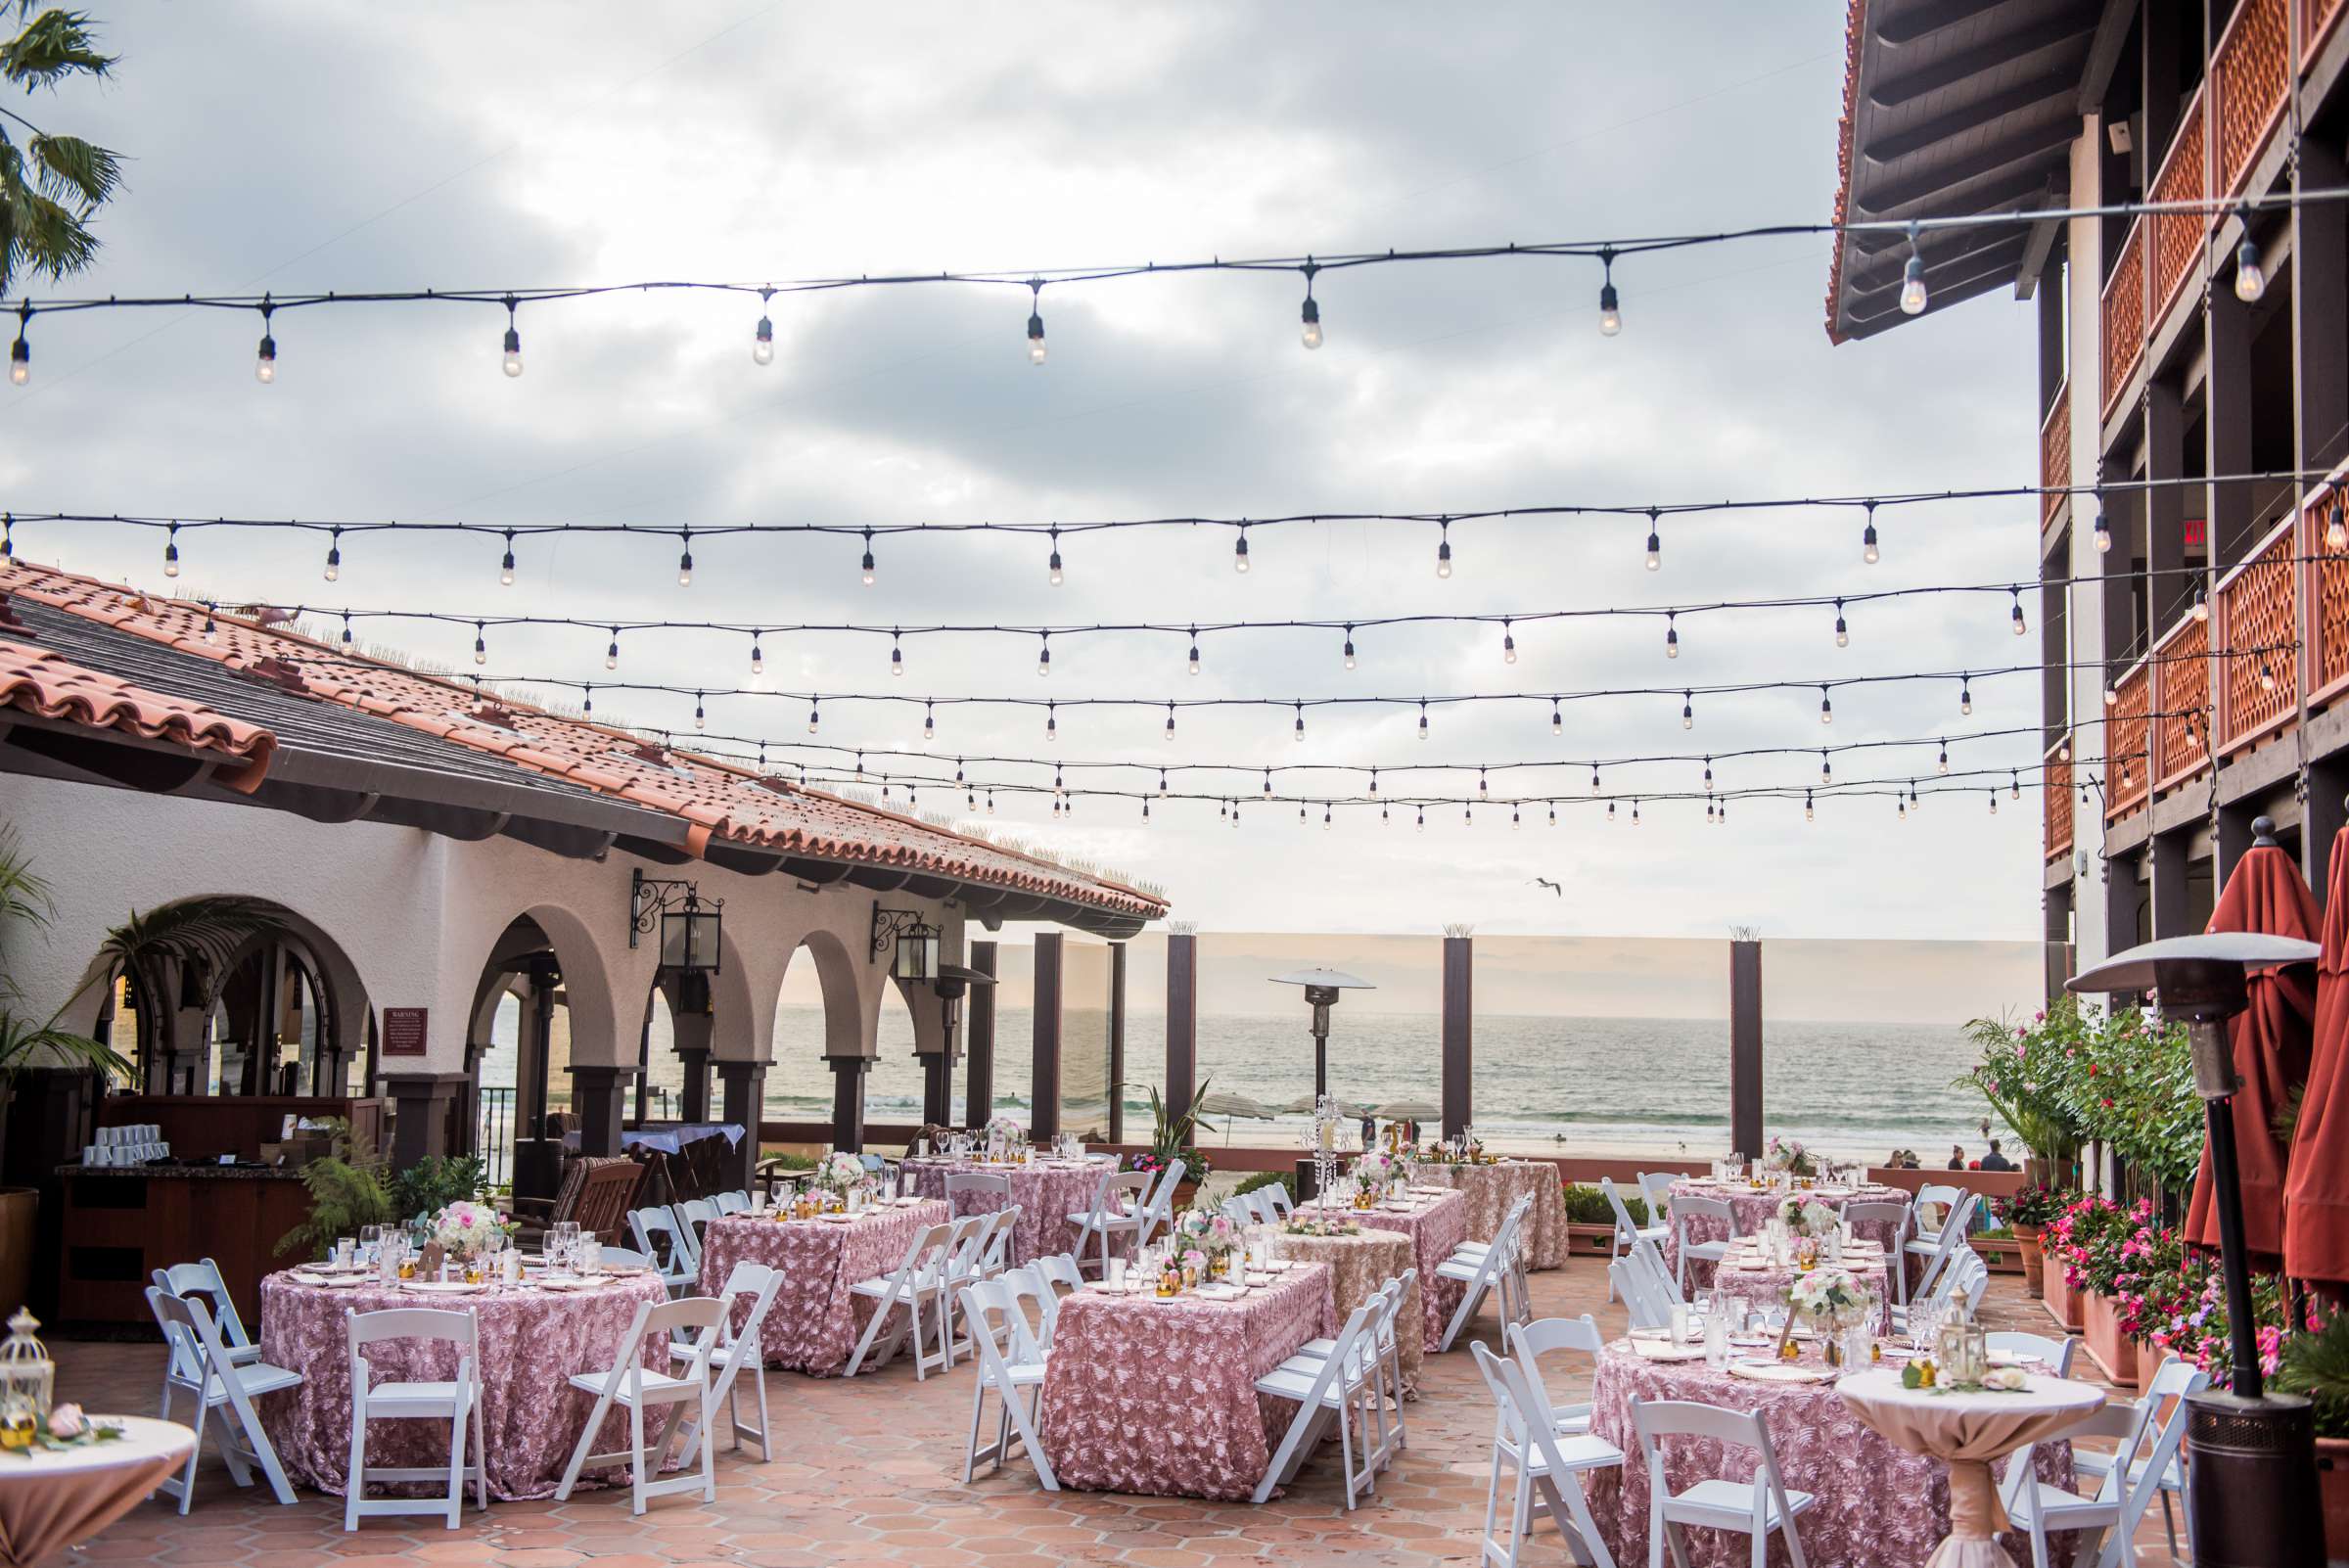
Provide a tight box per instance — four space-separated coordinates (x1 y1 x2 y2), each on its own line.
2285 823 2349 1288
2186 830 2320 1269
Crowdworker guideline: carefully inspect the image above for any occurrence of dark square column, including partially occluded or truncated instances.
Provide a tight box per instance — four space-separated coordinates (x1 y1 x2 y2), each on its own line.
966 941 997 1130
1728 940 1763 1161
569 1065 635 1158
385 1072 470 1170
1107 944 1127 1146
716 1061 766 1189
1031 933 1063 1140
1440 934 1473 1140
1165 932 1197 1130
827 1056 869 1153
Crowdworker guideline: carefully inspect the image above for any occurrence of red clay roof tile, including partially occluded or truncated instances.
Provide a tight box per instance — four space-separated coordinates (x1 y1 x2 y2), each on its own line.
0 634 276 793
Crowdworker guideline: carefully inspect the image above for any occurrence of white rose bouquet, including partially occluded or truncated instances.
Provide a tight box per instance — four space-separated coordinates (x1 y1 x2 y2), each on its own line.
1353 1150 1403 1189
807 1151 869 1197
1777 1196 1837 1237
1786 1266 1874 1330
431 1200 507 1260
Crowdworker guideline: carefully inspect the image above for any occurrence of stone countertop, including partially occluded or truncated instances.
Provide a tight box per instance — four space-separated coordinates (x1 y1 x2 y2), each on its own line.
59 1162 305 1180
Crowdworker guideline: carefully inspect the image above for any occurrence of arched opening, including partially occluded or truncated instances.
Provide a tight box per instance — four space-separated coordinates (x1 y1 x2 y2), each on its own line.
637 983 680 1123
468 912 588 1199
866 982 924 1132
476 987 524 1187
767 932 870 1134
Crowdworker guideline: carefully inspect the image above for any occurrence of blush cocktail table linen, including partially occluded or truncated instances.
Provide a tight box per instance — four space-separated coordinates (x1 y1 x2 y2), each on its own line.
1415 1161 1568 1269
257 1269 670 1500
0 1415 195 1567
899 1155 1128 1267
695 1198 953 1375
1356 1188 1470 1350
1035 1262 1337 1500
1664 1179 1911 1280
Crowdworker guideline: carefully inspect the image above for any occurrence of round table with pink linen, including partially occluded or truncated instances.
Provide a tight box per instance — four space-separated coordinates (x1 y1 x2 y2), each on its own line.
1838 1368 2105 1568
1702 1237 1896 1332
1585 1338 2078 1568
1414 1161 1568 1268
1664 1179 1911 1278
1036 1262 1337 1500
257 1269 671 1500
899 1155 1128 1267
696 1198 952 1375
0 1415 194 1567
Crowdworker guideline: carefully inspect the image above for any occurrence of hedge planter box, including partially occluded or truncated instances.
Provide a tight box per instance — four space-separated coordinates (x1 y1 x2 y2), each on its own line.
1567 1222 1620 1258
2042 1263 2085 1331
2080 1290 2140 1388
1972 1239 2024 1275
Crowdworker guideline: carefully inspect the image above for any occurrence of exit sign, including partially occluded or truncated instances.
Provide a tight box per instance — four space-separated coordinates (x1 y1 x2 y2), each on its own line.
2185 518 2206 547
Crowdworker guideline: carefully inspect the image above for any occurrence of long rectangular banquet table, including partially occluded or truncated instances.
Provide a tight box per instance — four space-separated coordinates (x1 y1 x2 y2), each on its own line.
257 1267 672 1500
1359 1188 1468 1348
1662 1177 1910 1282
1035 1262 1337 1499
696 1198 952 1375
1413 1160 1568 1268
898 1154 1128 1267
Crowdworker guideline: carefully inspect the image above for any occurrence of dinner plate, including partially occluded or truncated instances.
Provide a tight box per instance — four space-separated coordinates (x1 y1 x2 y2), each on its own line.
534 1277 603 1292
289 1272 365 1288
818 1213 855 1223
1242 1273 1273 1287
1631 1342 1707 1362
400 1280 488 1295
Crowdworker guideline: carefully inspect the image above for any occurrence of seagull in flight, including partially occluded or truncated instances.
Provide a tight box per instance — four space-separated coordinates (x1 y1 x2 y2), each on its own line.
1530 877 1562 896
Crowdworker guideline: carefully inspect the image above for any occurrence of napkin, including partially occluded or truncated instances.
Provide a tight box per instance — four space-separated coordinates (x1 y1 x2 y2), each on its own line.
1728 1360 1832 1384
1632 1341 1707 1363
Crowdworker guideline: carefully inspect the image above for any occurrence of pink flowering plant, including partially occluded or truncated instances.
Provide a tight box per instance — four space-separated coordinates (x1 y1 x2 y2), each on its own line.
1958 1001 2090 1172
2043 1193 2132 1291
428 1199 510 1260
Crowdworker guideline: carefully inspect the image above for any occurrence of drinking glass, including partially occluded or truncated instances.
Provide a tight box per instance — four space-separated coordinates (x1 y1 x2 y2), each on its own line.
1107 1257 1126 1290
357 1225 380 1266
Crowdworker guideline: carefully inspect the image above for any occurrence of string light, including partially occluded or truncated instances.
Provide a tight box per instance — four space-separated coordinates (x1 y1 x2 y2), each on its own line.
1820 752 1831 784
860 529 876 586
891 632 905 677
8 305 26 387
162 523 180 577
580 684 592 715
473 623 487 665
2235 210 2267 302
2010 588 2027 636
500 530 517 586
1036 634 1051 676
1165 703 1176 740
1047 527 1064 587
1597 248 1622 337
1045 701 1058 742
201 603 216 642
677 530 694 587
323 528 342 582
1026 280 1046 365
1863 501 1879 565
1188 629 1202 674
1325 804 1334 830
1681 691 1693 730
1 515 11 558
1293 703 1306 742
1988 789 1997 814
1806 790 1815 821
1343 625 1357 670
606 628 621 670
500 296 523 378
1233 527 1251 574
1501 621 1516 664
2092 490 2111 554
2329 495 2348 552
1418 700 1430 740
1936 739 1949 774
1899 222 1928 315
694 692 707 730
254 299 277 384
2192 583 2210 621
1436 519 1453 579
753 288 775 365
1300 261 1322 349
1819 686 1833 724
750 637 764 675
1959 677 1971 715
1665 613 1679 659
1551 702 1563 735
807 699 819 734
922 701 935 740
1643 509 1661 572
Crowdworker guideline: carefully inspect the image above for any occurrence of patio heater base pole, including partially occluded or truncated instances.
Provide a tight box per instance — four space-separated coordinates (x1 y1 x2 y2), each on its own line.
2184 1028 2321 1568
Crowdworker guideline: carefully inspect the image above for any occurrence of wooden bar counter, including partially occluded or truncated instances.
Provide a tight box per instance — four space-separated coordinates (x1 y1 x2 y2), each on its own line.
56 1164 312 1330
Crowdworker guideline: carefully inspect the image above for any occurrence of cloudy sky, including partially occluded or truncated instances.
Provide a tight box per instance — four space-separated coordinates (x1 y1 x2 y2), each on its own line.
1 1 2048 942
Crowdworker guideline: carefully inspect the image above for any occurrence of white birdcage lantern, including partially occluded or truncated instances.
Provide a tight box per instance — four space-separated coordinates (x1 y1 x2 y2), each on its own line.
0 1310 55 1420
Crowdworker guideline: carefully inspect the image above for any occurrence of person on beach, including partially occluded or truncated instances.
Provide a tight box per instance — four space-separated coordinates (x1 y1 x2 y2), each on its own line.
1978 1137 2015 1172
1946 1144 1966 1170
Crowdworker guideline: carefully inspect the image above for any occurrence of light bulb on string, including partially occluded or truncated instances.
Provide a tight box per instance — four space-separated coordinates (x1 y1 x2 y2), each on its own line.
1632 800 1640 827
1045 702 1057 743
1644 509 1661 572
1233 526 1251 574
473 623 487 666
1806 791 1815 821
860 529 876 586
1036 634 1051 676
1820 752 1831 784
693 693 706 730
1702 758 1714 793
1597 248 1622 337
2329 495 2349 552
1188 629 1202 675
2236 212 2267 302
1 515 12 559
1416 807 1425 831
1833 600 1849 648
1436 519 1453 579
922 702 935 740
1026 280 1046 365
1547 801 1556 827
1478 766 1490 796
254 299 277 384
2010 771 2021 801
1324 805 1334 830
2092 491 2110 554
1937 740 1950 775
1047 526 1064 586
500 530 517 586
750 638 764 676
1551 703 1563 736
1819 686 1833 725
1367 768 1379 796
339 613 353 648
323 528 342 582
1606 800 1616 823
1142 799 1151 824
1300 261 1323 349
677 530 694 587
2058 737 2071 762
1511 806 1520 830
807 701 819 735
162 523 180 577
2193 583 2211 621
1165 704 1176 740
1989 790 1998 814
2103 684 2118 707
1959 677 1972 715
1159 768 1169 794
1342 625 1357 670
501 296 523 377
753 288 775 365
1293 703 1306 742
1418 700 1429 741
1591 766 1601 793
2261 659 2277 693
1899 222 1928 315
1665 614 1679 659
1263 767 1273 798
1501 621 1515 664
201 604 217 643
8 305 27 387
605 629 621 670
2010 589 2028 635
1681 691 1693 730
1863 502 1879 565
891 632 904 677
580 684 593 716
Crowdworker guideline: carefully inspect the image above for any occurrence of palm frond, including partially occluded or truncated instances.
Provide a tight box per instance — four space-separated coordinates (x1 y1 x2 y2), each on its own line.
0 1006 129 1081
0 825 55 932
0 10 115 92
95 897 284 1007
29 131 115 209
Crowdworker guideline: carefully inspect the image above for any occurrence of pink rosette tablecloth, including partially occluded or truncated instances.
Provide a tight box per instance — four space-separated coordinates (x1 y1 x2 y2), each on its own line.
1699 1240 1895 1329
696 1199 951 1375
1036 1263 1337 1499
1415 1161 1567 1268
0 1414 193 1568
257 1270 670 1500
1357 1188 1470 1350
1263 1226 1421 1394
1664 1180 1910 1279
900 1156 1129 1267
1586 1340 2076 1568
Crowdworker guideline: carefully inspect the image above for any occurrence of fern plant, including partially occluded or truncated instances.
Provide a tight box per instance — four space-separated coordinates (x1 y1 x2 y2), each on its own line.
275 1119 392 1261
388 1154 486 1223
2277 1308 2349 1440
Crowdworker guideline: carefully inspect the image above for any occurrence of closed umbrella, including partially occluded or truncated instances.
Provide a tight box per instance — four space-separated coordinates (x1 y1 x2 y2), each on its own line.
1372 1098 1442 1121
1195 1090 1278 1121
2186 822 2320 1268
2286 821 2349 1287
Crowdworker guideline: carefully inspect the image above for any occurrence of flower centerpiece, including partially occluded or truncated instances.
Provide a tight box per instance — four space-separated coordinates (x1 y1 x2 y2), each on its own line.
1786 1266 1876 1362
1777 1196 1837 1238
1174 1204 1240 1274
1353 1149 1403 1205
430 1199 508 1261
984 1115 1025 1154
1282 1211 1361 1238
1764 1133 1816 1178
806 1151 870 1204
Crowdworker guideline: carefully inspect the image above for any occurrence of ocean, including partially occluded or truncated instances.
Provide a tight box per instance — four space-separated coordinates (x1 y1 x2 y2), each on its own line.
494 1005 1996 1164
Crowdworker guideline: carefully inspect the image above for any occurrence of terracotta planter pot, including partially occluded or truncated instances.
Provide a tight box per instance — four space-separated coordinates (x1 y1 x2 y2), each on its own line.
2318 1437 2349 1560
1567 1222 1619 1258
1170 1179 1199 1214
2043 1258 2085 1330
2081 1290 2141 1387
2013 1222 2045 1298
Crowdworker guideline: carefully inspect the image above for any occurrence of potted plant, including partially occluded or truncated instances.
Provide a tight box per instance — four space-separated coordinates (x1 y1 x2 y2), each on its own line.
275 1119 393 1261
1131 1081 1219 1212
2042 1192 2125 1336
1560 1181 1647 1256
1958 1005 2088 1193
2004 1184 2072 1299
2068 1196 2173 1388
2275 1306 2349 1552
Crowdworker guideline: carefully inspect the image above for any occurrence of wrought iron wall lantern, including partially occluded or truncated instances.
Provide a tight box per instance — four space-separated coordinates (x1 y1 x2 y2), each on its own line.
871 905 940 980
630 869 722 974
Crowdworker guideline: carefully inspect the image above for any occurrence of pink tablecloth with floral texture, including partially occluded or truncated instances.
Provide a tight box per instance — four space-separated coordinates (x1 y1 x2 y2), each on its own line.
900 1156 1129 1267
696 1200 951 1375
1415 1161 1568 1268
1357 1188 1470 1349
1036 1263 1337 1499
1585 1340 2075 1568
256 1270 671 1500
1264 1227 1421 1394
1706 1241 1895 1334
1663 1180 1910 1280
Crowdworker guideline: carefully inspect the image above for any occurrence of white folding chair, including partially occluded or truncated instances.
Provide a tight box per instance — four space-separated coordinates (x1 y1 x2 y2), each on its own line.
957 1277 1057 1491
151 1260 264 1367
1627 1237 1685 1308
1600 1177 1671 1304
1668 1192 1736 1297
1135 1157 1189 1250
1254 1304 1383 1508
1033 1251 1086 1300
845 1220 959 1378
145 1287 305 1513
1986 1330 2079 1378
1439 1200 1528 1351
1000 1263 1062 1351
675 1197 720 1253
712 1191 752 1216
1889 1245 1983 1337
1066 1168 1150 1277
668 1261 781 1463
2068 1354 2206 1560
341 1307 487 1531
629 1206 700 1297
1608 1261 1673 1332
1262 1181 1296 1218
1636 1171 1680 1222
1508 1315 1605 1439
1221 1196 1256 1227
1630 1396 1816 1568
595 1244 654 1270
1471 1340 1623 1568
1901 1184 1970 1304
944 1212 1014 1365
1839 1197 1910 1256
555 1295 726 1515
2002 1386 2193 1568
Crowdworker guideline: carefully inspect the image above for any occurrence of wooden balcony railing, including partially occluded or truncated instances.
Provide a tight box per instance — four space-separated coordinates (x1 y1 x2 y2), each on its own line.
2150 611 2211 793
2046 738 2073 864
2215 514 2301 754
2215 0 2291 198
2105 659 2151 820
2101 218 2147 422
2148 85 2209 326
2310 0 2347 59
2310 472 2349 705
2041 386 2070 525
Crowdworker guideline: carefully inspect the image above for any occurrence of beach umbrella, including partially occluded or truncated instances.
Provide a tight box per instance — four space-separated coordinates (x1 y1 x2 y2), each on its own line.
1267 967 1376 1100
2286 818 2349 1289
1195 1090 1278 1120
2186 819 2320 1269
1279 1092 1373 1118
1372 1098 1442 1121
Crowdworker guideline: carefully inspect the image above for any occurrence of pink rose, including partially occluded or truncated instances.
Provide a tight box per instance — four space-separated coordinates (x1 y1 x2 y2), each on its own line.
46 1403 84 1440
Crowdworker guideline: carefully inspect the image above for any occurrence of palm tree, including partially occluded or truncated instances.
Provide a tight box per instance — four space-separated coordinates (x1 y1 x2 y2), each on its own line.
0 826 128 1081
0 5 123 297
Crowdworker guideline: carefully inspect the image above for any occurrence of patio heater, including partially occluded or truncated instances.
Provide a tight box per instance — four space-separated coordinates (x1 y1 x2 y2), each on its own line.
1268 967 1375 1100
2068 932 2323 1568
927 962 994 1127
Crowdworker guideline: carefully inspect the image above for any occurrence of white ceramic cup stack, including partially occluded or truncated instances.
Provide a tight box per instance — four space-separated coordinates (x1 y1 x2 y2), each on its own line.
81 1125 171 1167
